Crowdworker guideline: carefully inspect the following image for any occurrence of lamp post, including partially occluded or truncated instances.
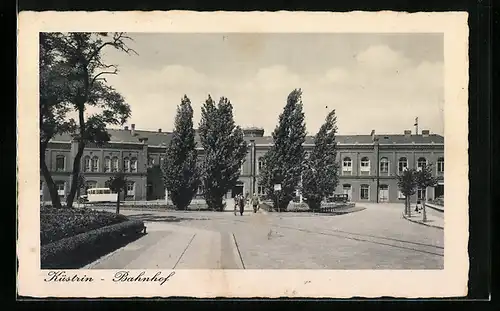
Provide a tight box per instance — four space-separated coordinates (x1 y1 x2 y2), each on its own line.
250 139 256 195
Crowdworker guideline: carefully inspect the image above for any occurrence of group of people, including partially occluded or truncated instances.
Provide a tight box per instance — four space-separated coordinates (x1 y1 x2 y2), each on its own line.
233 193 260 216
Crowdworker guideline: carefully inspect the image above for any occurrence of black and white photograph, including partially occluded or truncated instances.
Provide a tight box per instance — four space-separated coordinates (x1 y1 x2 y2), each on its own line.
18 11 469 298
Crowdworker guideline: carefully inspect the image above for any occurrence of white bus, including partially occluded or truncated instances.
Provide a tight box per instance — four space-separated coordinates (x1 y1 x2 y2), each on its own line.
81 188 118 203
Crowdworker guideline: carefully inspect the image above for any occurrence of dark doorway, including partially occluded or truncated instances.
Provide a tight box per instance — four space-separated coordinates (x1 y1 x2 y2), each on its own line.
232 182 244 198
435 184 444 198
146 183 153 200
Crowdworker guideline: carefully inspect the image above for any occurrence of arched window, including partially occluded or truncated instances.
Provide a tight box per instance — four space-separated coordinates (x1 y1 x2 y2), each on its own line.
398 157 408 174
417 187 427 201
91 156 99 172
257 185 265 195
130 157 138 173
83 156 91 172
379 157 389 174
360 184 370 200
437 157 444 173
257 157 264 174
55 155 65 171
417 157 427 171
111 157 119 172
123 157 130 173
360 157 370 174
342 157 352 175
104 157 111 173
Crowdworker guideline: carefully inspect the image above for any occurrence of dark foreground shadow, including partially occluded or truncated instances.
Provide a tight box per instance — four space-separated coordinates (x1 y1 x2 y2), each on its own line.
41 232 146 269
126 213 209 223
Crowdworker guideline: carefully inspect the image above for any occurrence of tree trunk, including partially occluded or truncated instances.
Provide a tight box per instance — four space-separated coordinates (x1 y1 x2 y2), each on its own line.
408 197 411 217
40 142 62 209
66 141 85 208
116 190 121 214
404 196 408 215
422 202 427 222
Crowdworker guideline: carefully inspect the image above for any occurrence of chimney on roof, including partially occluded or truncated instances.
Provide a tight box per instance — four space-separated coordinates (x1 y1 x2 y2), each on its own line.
158 128 162 133
124 126 129 130
131 124 136 136
421 130 430 137
404 130 412 137
370 129 375 141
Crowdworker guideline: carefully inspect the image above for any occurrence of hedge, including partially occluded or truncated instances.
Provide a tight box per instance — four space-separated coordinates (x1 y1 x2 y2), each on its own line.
41 219 145 269
261 201 356 213
40 206 129 245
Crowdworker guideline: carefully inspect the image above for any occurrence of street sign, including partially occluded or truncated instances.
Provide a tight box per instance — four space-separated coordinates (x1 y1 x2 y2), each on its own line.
274 184 282 191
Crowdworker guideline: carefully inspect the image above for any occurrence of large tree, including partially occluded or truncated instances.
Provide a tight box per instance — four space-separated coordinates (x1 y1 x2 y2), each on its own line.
162 95 200 210
397 168 418 216
199 95 247 211
49 33 135 208
415 163 439 222
39 32 76 208
259 89 307 211
301 110 339 211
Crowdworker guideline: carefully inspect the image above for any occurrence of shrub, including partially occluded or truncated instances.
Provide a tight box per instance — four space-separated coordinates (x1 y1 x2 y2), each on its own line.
41 219 145 269
40 206 129 245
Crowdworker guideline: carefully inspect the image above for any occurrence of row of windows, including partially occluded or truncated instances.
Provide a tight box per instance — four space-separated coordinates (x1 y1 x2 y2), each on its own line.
53 155 163 172
342 184 428 201
341 156 444 175
83 156 139 173
55 154 445 176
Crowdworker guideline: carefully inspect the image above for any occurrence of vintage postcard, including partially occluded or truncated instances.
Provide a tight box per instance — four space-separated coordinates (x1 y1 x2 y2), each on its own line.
17 11 469 298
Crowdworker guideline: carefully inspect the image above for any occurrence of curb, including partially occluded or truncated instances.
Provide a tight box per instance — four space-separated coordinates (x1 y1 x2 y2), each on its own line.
402 213 443 230
425 203 444 213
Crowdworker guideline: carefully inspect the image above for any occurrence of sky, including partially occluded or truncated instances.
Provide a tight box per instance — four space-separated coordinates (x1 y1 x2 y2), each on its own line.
99 33 444 136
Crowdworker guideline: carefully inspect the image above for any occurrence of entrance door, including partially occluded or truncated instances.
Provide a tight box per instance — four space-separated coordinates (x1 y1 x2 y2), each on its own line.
379 185 389 202
232 182 244 198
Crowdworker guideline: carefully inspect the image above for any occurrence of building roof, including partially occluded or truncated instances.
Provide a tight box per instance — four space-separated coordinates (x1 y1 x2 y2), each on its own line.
50 129 444 146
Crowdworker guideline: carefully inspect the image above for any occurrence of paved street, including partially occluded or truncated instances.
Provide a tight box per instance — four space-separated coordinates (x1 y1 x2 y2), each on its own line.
87 203 444 270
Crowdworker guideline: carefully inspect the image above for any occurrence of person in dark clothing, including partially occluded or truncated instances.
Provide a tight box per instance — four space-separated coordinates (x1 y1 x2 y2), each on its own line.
238 194 245 216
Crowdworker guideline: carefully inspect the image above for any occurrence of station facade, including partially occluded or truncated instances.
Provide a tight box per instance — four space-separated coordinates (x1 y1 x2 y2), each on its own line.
41 124 444 204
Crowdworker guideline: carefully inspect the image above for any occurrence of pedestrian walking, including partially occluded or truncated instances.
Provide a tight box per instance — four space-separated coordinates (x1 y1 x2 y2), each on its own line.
238 194 245 216
234 195 239 216
251 193 260 213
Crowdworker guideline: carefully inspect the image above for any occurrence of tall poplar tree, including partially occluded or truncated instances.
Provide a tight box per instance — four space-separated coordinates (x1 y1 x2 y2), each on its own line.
199 95 247 211
301 110 340 211
162 95 200 210
259 89 307 211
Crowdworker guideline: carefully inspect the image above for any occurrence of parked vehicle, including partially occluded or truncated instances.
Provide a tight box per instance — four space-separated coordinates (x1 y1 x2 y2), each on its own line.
83 188 118 203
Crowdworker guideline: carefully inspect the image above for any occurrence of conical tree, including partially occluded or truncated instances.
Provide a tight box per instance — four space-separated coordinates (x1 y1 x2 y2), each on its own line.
199 95 247 211
259 89 307 211
162 95 200 210
302 110 339 211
